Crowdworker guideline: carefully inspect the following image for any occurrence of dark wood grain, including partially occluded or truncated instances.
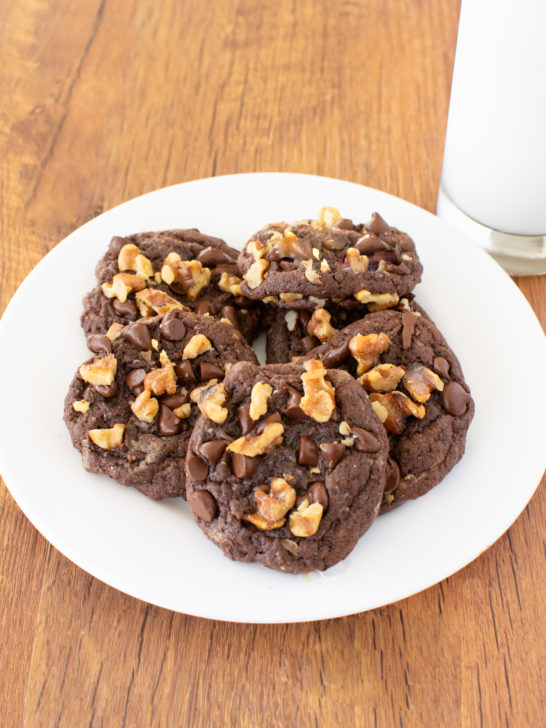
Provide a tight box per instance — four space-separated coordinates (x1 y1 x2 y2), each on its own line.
1 0 544 726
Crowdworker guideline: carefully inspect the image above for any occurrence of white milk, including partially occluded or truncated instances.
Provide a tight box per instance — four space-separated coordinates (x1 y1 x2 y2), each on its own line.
441 0 546 236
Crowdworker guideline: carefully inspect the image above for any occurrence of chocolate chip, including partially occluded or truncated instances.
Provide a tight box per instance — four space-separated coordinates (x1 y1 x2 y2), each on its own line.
188 490 217 522
158 405 182 436
108 235 127 256
220 305 239 328
322 234 347 251
321 339 350 368
320 442 346 470
194 299 215 316
231 453 260 479
301 335 319 354
200 362 224 381
256 412 282 433
307 482 328 509
354 235 389 255
352 427 381 453
112 298 138 320
174 360 197 385
122 321 152 350
279 260 296 271
94 381 118 398
298 310 311 330
186 453 209 482
159 311 186 341
442 381 471 416
385 457 401 494
401 312 418 349
366 212 390 235
298 435 319 466
125 368 147 394
87 334 112 355
332 218 354 230
196 246 232 266
198 439 229 466
285 387 306 420
265 247 284 262
433 356 451 379
161 391 189 409
238 403 254 435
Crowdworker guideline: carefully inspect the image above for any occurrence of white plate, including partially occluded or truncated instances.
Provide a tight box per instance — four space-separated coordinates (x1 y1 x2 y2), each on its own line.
0 173 544 623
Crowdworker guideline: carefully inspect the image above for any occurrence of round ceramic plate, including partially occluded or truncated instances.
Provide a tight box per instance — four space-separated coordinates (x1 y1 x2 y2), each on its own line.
0 173 544 623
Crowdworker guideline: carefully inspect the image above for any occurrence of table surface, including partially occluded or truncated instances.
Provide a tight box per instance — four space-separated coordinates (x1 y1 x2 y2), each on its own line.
1 1 544 725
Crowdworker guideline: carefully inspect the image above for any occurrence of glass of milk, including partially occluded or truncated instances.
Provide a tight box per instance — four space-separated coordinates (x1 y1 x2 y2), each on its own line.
437 0 546 275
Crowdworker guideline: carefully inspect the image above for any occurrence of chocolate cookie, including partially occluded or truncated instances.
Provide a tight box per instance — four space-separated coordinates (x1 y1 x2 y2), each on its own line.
81 229 262 343
237 208 423 309
64 310 258 500
265 296 426 364
304 310 474 512
185 359 389 573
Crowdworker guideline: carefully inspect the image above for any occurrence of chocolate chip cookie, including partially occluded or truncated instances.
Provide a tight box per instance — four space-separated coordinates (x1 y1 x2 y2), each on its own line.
81 229 262 343
304 310 474 512
64 310 259 500
185 359 389 573
237 208 423 309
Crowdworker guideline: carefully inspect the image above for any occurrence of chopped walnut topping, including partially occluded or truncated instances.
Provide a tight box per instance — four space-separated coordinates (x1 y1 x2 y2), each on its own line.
143 350 177 396
262 295 279 304
345 248 369 273
73 400 90 414
320 259 331 272
161 254 211 301
353 290 400 311
243 477 297 530
117 244 154 278
289 498 324 537
244 259 270 289
106 323 125 340
284 310 298 332
190 379 218 403
307 308 338 342
246 240 271 259
369 391 425 434
302 259 321 284
371 400 388 423
227 422 284 457
339 421 351 436
173 402 191 419
182 334 212 360
349 332 391 375
79 353 117 386
300 359 336 422
131 389 159 422
198 382 228 423
317 206 342 226
359 363 406 392
217 272 243 296
135 288 188 316
249 382 272 420
88 423 125 450
403 364 444 403
101 273 146 303
151 338 159 351
341 437 355 447
279 292 303 303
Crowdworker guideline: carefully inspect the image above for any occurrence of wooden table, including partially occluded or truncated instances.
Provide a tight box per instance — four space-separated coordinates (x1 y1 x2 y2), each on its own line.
1 1 544 725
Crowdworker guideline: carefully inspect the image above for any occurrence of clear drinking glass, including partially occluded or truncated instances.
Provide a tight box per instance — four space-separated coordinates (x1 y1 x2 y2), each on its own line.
437 0 546 275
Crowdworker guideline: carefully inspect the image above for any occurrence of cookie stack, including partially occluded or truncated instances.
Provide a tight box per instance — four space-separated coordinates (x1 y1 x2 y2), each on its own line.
64 208 474 574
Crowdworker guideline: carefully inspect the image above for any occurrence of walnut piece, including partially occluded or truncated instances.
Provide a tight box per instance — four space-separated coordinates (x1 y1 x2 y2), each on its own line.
249 382 272 421
218 272 243 296
161 253 211 301
243 477 297 530
317 206 342 226
106 323 125 340
279 292 303 303
246 240 270 259
79 353 117 386
353 290 400 311
131 390 159 422
369 391 425 434
301 259 321 284
173 402 192 419
284 310 298 332
289 498 324 537
143 350 177 396
227 422 284 457
300 359 335 422
72 400 90 413
345 248 369 273
135 288 189 316
117 244 154 278
359 363 406 392
182 334 212 360
349 332 390 375
198 382 228 423
244 259 269 289
88 423 125 450
403 364 444 403
307 308 338 342
101 273 146 303
190 379 218 403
